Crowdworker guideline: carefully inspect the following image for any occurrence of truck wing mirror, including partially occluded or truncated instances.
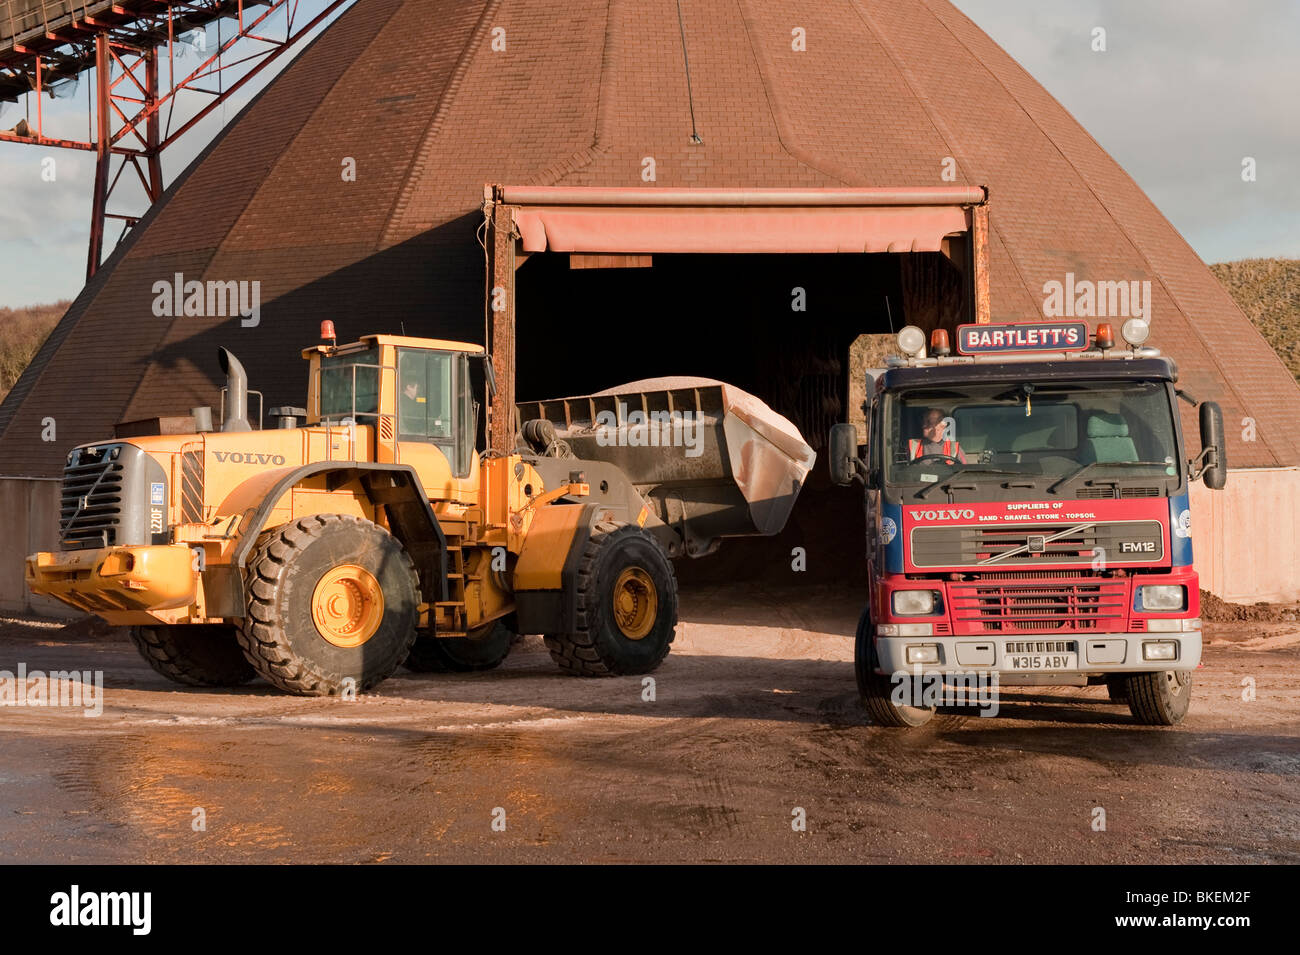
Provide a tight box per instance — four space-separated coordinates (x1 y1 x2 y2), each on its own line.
1189 400 1227 489
828 423 863 486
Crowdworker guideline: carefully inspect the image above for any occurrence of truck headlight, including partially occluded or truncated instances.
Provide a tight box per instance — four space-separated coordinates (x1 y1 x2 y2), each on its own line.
1140 585 1186 612
906 644 940 664
1143 641 1178 661
892 590 937 615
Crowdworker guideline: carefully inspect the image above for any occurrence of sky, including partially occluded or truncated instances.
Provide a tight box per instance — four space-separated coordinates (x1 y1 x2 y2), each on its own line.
950 0 1299 263
0 0 1296 308
0 1 351 308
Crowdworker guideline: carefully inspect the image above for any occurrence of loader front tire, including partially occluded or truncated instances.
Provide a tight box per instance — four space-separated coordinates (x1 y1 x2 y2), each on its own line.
129 623 256 687
545 523 677 677
404 618 516 673
238 514 420 696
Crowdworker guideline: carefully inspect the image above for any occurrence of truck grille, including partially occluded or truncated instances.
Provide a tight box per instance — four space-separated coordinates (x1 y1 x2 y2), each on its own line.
60 446 124 548
949 579 1128 634
911 521 1163 568
1074 486 1160 499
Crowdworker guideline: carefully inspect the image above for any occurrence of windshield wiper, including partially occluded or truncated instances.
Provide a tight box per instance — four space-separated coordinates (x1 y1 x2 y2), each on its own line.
1047 460 1170 495
915 466 1021 499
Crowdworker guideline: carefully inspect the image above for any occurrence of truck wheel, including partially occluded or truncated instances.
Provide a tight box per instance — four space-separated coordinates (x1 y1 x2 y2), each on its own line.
545 523 677 677
854 607 940 728
238 514 420 696
404 619 515 672
129 624 256 687
1123 670 1191 725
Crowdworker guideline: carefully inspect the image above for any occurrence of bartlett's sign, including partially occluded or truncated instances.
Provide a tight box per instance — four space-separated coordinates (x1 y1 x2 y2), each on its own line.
957 322 1087 355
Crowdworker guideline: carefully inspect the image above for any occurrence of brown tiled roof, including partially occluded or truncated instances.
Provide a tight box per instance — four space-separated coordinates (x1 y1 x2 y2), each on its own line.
2 0 1296 475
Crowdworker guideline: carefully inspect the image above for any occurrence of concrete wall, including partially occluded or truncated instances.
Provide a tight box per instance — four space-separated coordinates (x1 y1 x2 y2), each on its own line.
0 470 1296 615
0 476 76 618
1190 467 1300 604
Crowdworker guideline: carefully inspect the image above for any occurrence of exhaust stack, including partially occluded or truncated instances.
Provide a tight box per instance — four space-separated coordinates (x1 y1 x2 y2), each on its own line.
218 347 252 432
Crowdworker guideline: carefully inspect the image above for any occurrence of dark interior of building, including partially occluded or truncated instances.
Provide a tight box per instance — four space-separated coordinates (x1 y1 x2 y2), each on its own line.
513 249 968 583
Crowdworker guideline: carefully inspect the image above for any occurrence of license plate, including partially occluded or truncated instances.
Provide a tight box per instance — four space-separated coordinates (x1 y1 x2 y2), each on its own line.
1004 652 1077 671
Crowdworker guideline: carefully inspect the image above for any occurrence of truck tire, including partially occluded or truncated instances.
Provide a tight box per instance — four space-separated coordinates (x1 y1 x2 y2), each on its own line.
404 618 515 673
545 523 677 677
237 514 420 696
1123 670 1191 725
853 608 965 728
129 624 256 687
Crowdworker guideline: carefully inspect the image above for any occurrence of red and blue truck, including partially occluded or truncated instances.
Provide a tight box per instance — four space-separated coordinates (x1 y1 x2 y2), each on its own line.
829 319 1226 726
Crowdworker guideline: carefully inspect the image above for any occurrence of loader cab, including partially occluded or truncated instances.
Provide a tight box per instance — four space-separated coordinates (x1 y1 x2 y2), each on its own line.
304 334 483 494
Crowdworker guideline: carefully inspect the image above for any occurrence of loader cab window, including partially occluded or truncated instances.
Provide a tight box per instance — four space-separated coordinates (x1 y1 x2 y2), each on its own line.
398 348 473 477
320 347 380 422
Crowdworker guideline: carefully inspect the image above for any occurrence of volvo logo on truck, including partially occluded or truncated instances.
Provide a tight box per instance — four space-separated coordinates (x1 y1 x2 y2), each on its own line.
909 508 976 521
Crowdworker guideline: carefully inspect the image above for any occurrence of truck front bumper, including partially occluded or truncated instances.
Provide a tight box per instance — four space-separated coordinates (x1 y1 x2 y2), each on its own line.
26 544 197 615
872 628 1202 677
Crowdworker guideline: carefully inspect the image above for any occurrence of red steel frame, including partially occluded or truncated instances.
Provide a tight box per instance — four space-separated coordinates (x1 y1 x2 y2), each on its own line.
0 1 349 279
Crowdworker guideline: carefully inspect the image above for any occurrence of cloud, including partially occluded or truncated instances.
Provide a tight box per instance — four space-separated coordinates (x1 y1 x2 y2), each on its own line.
951 0 1300 263
0 3 345 307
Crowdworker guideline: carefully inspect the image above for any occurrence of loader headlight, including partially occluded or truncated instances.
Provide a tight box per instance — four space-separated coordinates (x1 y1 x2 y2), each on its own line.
1139 585 1186 612
892 590 938 616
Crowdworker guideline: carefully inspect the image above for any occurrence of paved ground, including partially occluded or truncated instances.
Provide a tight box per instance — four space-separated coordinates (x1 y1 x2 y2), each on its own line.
1 583 1297 864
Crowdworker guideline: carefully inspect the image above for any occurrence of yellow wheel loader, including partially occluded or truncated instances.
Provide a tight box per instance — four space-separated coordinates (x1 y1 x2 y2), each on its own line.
27 327 814 696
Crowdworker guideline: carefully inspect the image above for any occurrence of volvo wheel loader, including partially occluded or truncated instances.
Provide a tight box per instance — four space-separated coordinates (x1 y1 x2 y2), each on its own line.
27 325 814 696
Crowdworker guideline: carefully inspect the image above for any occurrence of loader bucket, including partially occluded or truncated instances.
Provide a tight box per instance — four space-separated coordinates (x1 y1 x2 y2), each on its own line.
517 378 816 550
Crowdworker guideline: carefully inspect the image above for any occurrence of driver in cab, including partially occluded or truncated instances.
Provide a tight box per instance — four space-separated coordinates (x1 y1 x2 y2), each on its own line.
909 407 967 464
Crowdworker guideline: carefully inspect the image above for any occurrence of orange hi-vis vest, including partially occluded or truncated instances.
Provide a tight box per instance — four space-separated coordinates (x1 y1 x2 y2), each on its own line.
909 438 959 459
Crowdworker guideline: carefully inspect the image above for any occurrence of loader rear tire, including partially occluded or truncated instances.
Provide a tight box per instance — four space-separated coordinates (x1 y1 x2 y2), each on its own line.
404 618 515 672
545 523 677 677
1124 669 1191 725
237 514 420 696
129 624 256 687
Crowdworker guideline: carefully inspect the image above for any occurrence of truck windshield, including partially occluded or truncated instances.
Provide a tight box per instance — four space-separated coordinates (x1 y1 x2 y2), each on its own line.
320 347 380 421
882 378 1181 496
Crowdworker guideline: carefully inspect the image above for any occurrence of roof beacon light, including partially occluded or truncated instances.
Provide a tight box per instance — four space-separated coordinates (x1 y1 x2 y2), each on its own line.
1095 322 1115 351
1121 318 1150 347
897 325 927 358
930 328 951 357
321 320 337 345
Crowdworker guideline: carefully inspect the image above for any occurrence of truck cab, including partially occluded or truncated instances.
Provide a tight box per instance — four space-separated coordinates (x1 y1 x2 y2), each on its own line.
830 320 1227 726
